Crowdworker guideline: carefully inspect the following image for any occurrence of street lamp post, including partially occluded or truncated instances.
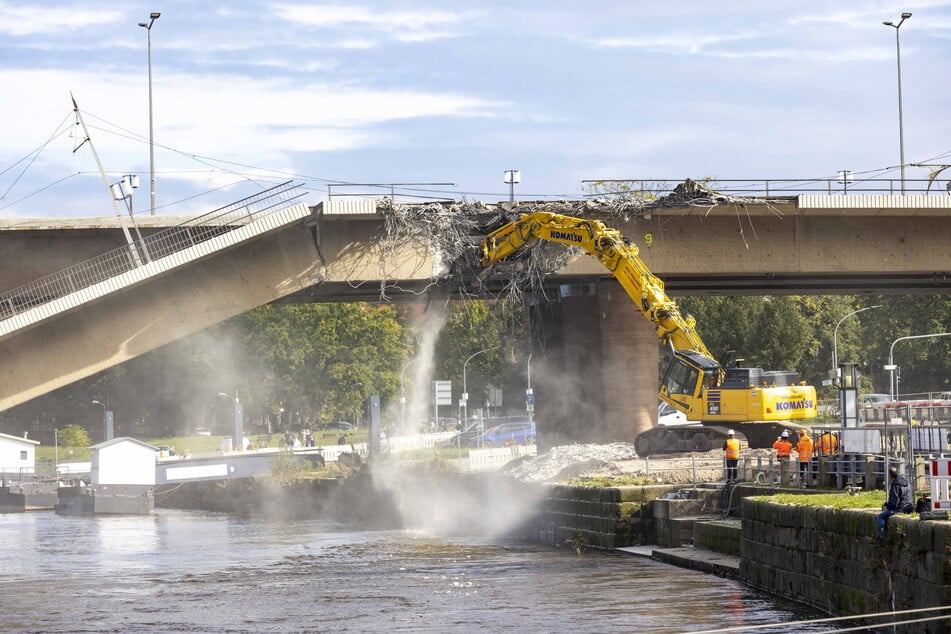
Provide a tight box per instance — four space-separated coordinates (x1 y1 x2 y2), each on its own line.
399 358 415 431
887 332 951 401
218 390 243 450
526 353 534 422
832 305 882 380
91 400 110 441
883 12 911 195
138 12 161 215
462 346 500 430
503 170 520 202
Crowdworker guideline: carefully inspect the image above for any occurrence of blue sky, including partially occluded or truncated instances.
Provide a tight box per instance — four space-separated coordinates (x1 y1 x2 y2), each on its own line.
1 1 950 218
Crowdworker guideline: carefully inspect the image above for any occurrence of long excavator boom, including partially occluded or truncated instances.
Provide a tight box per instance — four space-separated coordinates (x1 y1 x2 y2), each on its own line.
479 211 818 453
481 211 714 361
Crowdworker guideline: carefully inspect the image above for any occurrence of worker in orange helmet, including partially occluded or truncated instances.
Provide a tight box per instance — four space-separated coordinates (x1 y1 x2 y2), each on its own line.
773 431 793 485
724 430 740 482
796 429 814 487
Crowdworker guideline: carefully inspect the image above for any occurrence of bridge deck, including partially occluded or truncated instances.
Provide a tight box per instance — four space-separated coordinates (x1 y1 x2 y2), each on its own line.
0 182 311 340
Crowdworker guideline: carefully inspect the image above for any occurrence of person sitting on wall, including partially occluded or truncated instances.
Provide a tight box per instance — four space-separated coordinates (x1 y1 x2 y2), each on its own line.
878 465 914 540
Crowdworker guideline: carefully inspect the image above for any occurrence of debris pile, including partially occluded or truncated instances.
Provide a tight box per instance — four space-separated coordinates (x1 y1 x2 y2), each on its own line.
375 179 782 303
501 442 639 483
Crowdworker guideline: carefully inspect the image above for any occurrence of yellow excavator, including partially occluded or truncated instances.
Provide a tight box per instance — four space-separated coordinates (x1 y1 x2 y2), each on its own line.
479 211 817 456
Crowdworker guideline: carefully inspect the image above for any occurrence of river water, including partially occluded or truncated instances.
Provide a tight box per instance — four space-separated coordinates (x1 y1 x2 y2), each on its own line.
0 509 831 633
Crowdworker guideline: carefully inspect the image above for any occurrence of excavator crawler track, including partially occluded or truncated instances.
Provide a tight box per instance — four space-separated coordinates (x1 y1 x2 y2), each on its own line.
634 422 808 457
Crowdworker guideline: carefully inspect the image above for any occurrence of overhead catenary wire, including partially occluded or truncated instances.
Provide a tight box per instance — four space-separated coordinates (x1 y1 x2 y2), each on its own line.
0 113 73 202
1 108 574 210
6 106 951 216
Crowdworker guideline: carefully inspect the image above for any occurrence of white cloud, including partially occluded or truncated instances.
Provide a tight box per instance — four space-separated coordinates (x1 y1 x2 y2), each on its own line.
0 4 120 36
594 31 762 54
268 3 475 43
0 68 506 204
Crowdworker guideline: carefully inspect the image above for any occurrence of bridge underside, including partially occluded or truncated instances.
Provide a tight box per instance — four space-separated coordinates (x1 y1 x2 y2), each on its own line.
279 269 951 304
1 196 949 443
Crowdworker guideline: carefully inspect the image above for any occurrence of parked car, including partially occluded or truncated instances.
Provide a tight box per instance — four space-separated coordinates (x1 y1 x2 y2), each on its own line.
860 394 891 407
440 422 484 448
326 421 356 431
470 421 535 448
193 428 212 437
154 444 175 457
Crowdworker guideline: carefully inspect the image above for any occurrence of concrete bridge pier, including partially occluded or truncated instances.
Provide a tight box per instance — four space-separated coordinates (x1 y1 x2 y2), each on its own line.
533 279 658 450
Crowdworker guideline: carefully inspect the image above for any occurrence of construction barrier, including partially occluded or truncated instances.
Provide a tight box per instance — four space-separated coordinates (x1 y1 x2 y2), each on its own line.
929 458 951 510
468 444 536 471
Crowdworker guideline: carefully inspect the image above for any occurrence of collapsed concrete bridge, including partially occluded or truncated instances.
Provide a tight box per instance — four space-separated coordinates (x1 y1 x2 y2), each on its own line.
1 184 949 445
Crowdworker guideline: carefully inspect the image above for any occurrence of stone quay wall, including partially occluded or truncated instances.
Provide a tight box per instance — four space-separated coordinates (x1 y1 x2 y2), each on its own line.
741 498 951 631
529 483 684 548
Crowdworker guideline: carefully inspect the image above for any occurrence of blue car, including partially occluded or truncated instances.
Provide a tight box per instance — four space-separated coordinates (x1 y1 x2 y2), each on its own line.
470 421 535 448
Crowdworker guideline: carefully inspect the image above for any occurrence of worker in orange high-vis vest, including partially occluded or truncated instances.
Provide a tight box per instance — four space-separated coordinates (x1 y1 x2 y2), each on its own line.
773 431 793 485
796 429 814 487
724 429 740 482
816 430 839 456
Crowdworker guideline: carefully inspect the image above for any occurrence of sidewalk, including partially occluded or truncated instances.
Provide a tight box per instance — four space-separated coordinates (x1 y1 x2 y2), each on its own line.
616 544 740 580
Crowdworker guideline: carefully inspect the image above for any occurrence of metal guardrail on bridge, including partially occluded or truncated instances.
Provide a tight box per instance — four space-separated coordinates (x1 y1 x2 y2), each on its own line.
581 178 951 198
0 181 309 333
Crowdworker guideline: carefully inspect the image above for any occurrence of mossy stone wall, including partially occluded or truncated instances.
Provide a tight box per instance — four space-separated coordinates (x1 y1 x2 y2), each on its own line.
531 483 682 548
741 498 951 632
694 520 742 556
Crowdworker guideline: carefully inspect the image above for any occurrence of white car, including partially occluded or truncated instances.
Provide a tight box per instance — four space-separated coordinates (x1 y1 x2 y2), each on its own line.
860 394 891 407
658 402 698 426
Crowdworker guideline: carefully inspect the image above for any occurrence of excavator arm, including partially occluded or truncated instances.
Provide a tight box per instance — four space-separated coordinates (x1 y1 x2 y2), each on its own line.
479 211 818 453
480 211 715 361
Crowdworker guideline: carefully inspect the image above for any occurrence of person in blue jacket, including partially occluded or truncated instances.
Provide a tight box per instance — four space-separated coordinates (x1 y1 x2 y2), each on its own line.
878 465 913 539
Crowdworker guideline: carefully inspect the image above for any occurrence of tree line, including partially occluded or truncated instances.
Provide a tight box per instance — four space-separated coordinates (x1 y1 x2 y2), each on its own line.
1 293 947 441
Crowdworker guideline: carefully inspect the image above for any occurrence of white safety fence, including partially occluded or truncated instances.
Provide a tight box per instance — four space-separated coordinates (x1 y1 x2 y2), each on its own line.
468 444 536 471
180 432 455 464
165 432 525 470
382 432 454 454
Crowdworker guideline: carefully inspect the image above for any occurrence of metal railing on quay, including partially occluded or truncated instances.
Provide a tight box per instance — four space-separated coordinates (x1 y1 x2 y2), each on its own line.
582 177 951 198
0 181 307 322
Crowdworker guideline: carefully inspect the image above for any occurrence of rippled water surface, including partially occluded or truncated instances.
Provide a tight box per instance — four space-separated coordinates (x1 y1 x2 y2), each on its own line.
0 510 826 633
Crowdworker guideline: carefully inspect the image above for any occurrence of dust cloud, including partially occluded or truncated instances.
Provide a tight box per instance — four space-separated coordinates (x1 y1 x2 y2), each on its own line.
372 304 547 537
368 459 547 538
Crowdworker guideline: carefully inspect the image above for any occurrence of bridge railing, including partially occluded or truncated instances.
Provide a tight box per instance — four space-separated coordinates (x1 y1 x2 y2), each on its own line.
581 177 951 198
327 182 457 203
0 181 307 322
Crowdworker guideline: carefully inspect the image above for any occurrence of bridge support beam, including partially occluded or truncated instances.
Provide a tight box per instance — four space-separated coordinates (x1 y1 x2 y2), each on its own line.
533 280 657 450
0 224 322 412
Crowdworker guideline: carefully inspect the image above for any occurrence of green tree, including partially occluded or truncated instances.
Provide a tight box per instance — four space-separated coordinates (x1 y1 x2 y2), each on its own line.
859 295 951 395
241 302 407 426
436 300 529 411
58 424 91 449
678 296 813 380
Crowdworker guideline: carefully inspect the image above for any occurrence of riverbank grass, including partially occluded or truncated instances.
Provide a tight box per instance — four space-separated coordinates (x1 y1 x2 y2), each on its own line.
751 490 882 509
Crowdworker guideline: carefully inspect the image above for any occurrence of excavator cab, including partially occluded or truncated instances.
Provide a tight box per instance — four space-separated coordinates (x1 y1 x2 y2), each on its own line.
660 350 723 416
